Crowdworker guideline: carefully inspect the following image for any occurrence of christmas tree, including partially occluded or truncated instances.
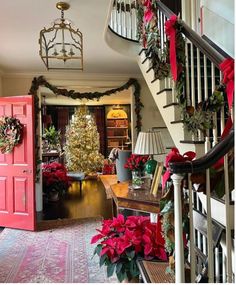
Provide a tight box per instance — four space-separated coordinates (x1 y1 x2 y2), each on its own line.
64 105 104 175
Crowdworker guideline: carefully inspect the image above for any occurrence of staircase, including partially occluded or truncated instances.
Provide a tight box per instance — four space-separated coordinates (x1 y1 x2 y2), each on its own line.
104 0 234 283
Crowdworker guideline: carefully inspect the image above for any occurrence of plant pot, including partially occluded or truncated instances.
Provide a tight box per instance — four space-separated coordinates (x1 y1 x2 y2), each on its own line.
48 190 60 202
121 276 139 283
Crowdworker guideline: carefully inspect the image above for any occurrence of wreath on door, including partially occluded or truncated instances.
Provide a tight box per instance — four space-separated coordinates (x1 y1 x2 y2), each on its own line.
0 116 23 154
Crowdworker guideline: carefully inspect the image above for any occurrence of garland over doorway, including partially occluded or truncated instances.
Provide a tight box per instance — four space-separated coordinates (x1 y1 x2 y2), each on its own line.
29 76 143 134
29 76 143 181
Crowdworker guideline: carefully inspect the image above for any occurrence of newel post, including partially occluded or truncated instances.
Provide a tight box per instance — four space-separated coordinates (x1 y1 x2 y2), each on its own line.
171 173 185 283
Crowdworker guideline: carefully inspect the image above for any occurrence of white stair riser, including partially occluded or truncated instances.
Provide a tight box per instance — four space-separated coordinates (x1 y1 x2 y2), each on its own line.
197 192 234 228
137 55 205 155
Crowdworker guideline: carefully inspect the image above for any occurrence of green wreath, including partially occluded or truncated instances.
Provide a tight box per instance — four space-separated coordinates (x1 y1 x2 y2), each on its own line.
0 116 23 154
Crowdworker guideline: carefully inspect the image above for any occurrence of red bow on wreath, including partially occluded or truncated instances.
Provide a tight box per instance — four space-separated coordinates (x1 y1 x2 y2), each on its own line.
162 148 196 189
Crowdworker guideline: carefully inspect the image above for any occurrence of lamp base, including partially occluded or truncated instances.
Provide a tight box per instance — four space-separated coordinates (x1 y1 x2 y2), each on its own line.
145 159 157 175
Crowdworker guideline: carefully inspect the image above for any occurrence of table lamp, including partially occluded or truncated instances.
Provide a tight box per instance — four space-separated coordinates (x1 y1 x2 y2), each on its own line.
133 130 166 175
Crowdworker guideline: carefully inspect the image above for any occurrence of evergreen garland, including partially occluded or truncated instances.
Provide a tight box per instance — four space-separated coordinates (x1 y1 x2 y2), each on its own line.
29 76 143 181
137 3 225 136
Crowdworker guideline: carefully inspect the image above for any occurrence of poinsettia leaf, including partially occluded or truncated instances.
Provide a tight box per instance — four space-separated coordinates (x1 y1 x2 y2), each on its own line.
91 233 103 244
130 260 139 277
107 263 116 278
99 254 107 267
116 262 123 274
160 199 167 211
161 200 174 214
117 270 127 282
93 244 102 256
126 250 135 260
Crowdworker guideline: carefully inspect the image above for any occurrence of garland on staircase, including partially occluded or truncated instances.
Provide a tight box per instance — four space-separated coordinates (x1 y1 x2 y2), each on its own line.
137 1 227 136
137 0 170 80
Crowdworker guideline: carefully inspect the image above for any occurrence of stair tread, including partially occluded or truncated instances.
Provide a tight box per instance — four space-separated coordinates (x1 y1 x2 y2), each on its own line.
138 48 147 55
170 120 183 124
156 88 172 95
163 103 179 108
151 77 158 83
180 140 205 144
141 56 151 64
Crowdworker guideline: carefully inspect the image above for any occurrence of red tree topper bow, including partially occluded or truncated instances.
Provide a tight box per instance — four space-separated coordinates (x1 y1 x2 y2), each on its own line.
219 58 234 109
165 15 178 81
162 148 196 189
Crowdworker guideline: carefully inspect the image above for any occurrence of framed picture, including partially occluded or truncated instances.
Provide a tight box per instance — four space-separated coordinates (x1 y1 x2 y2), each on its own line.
150 162 163 197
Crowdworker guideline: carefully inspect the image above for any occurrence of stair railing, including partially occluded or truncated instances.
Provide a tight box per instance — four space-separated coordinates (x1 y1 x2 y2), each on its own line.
169 128 234 282
109 0 138 41
106 0 234 283
156 2 229 146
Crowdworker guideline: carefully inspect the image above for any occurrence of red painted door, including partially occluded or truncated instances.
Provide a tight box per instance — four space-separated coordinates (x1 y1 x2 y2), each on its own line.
0 95 35 230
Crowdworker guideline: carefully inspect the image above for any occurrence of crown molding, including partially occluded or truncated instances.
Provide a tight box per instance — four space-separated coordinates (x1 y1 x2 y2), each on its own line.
1 71 143 81
1 71 144 90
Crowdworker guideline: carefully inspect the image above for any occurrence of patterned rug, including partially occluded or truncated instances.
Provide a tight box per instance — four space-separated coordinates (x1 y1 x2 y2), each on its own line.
0 218 118 283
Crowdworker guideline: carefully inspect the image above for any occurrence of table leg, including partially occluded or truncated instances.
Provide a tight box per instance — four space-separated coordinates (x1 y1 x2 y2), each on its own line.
111 199 118 217
79 180 82 196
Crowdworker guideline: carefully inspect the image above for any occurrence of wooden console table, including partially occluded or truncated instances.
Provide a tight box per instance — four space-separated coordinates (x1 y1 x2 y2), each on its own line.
99 175 161 216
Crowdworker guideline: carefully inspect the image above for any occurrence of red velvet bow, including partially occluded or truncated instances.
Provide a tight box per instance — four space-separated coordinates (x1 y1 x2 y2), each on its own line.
165 15 178 81
143 0 154 23
219 58 234 109
162 148 196 189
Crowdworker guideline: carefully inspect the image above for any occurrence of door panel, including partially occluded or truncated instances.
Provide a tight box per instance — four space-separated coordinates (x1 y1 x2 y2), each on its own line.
0 177 7 211
0 96 35 231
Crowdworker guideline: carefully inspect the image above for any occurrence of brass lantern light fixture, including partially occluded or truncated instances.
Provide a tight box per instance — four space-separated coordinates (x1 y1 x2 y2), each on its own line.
39 2 83 70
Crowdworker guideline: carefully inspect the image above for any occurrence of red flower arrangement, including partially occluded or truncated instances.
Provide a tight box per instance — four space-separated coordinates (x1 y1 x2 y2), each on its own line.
42 162 70 196
91 214 167 282
124 154 149 171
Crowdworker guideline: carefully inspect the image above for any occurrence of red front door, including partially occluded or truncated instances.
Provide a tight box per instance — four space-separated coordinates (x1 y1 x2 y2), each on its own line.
0 95 36 231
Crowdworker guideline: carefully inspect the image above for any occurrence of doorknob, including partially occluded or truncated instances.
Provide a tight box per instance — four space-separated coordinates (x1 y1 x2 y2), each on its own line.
22 170 32 174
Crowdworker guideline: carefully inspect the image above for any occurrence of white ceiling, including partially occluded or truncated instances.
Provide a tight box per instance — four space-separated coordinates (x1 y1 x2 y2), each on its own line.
0 0 140 75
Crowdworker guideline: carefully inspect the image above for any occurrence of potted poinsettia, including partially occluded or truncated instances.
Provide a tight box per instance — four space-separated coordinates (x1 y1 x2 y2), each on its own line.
42 162 70 201
91 214 167 282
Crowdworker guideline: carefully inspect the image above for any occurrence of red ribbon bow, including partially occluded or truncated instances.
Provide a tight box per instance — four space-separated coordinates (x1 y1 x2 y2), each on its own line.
143 0 154 23
162 148 196 189
165 15 178 81
219 58 234 109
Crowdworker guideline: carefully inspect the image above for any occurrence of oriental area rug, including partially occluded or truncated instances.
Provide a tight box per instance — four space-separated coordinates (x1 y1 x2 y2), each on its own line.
0 218 118 283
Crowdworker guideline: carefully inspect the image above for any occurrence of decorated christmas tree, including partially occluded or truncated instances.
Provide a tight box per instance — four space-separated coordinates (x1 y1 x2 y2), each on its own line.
64 105 104 175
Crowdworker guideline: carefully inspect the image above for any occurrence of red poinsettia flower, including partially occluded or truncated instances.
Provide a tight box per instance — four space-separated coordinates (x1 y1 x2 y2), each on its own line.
124 154 149 171
91 214 167 282
42 162 69 194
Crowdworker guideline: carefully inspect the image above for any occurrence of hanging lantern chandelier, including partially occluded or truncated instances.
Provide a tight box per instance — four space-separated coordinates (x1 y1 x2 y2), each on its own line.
39 2 83 70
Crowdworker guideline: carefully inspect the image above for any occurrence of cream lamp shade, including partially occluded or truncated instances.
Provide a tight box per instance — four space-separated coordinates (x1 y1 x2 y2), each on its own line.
133 131 166 155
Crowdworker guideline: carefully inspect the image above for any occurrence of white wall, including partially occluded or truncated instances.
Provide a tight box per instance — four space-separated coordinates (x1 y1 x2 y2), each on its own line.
139 79 166 131
131 79 174 163
0 73 2 97
201 0 234 56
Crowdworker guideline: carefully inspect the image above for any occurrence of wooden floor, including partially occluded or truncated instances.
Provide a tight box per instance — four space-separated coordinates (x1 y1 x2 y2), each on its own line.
40 179 113 221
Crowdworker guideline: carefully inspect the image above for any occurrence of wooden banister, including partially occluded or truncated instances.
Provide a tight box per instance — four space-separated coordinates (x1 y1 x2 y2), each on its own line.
169 128 234 174
156 1 227 67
